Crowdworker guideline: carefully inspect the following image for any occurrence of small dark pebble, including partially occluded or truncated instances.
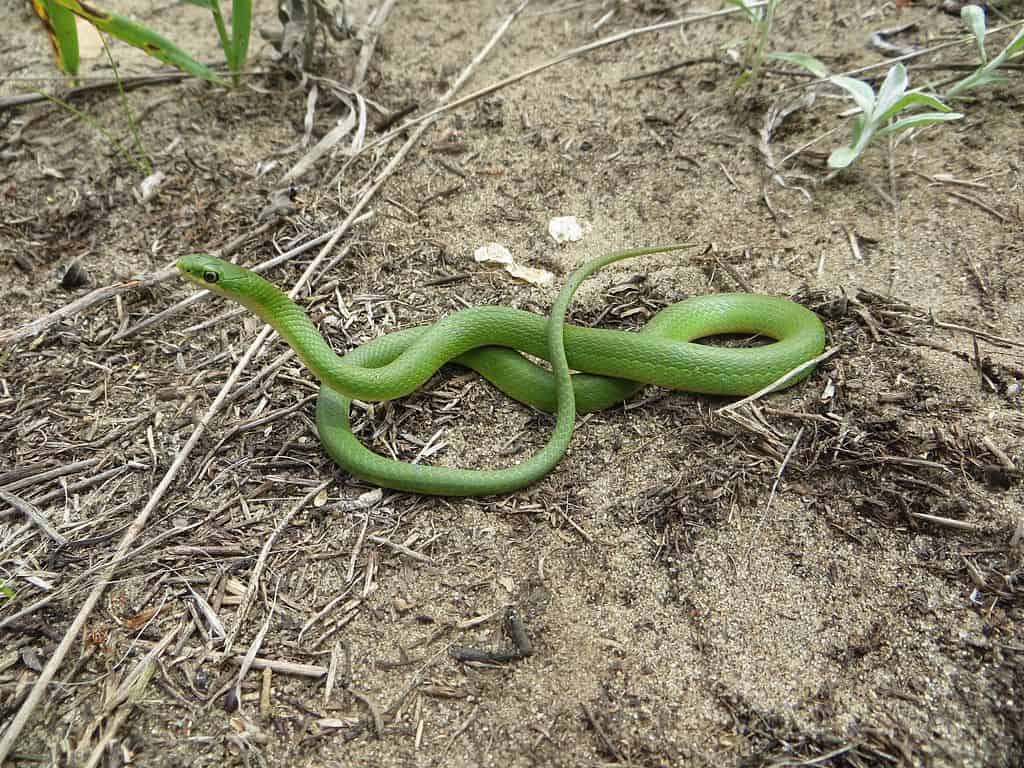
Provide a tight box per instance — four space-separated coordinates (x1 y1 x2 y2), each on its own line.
57 260 89 289
223 688 239 712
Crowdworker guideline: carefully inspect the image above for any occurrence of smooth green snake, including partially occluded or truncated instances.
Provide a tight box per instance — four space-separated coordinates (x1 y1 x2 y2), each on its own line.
177 244 826 496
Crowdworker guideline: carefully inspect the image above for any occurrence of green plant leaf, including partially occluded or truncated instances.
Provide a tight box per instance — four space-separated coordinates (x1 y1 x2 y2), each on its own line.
830 115 875 170
202 0 234 72
983 26 1024 71
229 0 252 75
961 5 987 63
873 63 909 119
0 581 14 600
848 114 866 148
974 71 1007 88
947 68 1006 99
1002 26 1024 60
831 75 877 117
49 0 224 84
766 51 828 78
827 145 860 169
876 91 953 124
32 0 80 76
876 111 963 136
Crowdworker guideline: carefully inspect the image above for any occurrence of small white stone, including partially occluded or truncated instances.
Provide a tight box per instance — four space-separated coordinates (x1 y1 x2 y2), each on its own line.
473 242 514 265
548 216 584 243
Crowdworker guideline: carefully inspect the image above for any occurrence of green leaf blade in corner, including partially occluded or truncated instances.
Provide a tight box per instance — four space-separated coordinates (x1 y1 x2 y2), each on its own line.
49 0 225 84
32 0 81 76
229 0 252 78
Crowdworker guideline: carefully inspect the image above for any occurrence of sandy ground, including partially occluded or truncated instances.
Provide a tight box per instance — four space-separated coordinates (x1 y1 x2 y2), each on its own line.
2 1 1023 766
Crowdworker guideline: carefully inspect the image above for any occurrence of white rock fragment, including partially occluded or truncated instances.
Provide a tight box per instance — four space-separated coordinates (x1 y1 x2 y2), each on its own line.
548 215 584 243
473 243 514 266
506 262 554 287
473 243 553 287
135 171 166 203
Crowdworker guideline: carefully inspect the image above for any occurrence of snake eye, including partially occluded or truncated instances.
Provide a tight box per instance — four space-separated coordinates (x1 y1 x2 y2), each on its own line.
202 270 219 284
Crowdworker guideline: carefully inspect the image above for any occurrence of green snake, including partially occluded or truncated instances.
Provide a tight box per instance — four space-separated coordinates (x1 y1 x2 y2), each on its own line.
177 244 826 496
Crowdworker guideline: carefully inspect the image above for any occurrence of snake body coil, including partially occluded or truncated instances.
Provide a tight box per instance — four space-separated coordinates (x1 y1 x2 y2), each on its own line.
177 245 826 496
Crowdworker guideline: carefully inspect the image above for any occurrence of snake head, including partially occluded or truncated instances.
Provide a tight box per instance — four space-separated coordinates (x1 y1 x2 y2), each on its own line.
176 254 287 324
177 254 250 295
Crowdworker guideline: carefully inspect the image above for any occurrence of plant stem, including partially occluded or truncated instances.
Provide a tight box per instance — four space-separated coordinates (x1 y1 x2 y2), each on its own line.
101 35 151 175
207 0 235 76
31 89 148 177
750 0 778 81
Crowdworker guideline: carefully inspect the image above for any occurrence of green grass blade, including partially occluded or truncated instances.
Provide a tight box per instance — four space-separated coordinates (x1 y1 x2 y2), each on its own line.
229 0 252 76
49 0 224 84
33 0 81 76
722 0 758 22
203 0 234 67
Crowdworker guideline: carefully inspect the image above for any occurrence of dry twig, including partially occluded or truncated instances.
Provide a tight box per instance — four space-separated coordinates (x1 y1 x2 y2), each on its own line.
718 346 841 413
224 483 328 654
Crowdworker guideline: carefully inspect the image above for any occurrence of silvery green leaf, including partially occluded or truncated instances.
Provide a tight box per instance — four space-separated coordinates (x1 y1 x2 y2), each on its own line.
848 114 867 147
976 71 1007 87
1003 26 1024 60
984 26 1024 69
827 145 860 169
876 111 963 136
767 51 828 78
876 91 953 124
830 75 876 117
961 5 987 63
948 69 1006 98
873 64 909 120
